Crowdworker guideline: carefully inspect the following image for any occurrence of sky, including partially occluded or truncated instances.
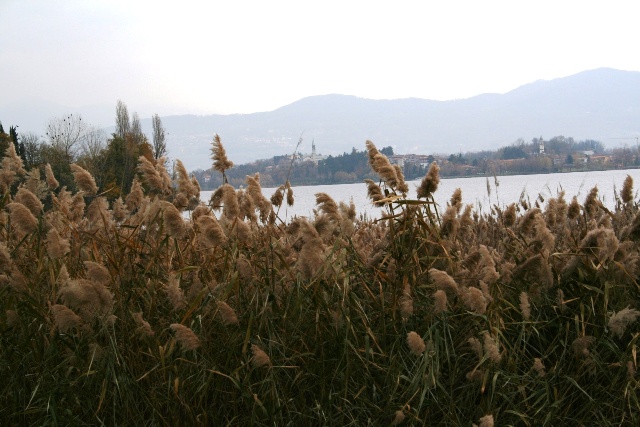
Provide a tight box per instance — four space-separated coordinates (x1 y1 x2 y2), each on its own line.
1 0 640 130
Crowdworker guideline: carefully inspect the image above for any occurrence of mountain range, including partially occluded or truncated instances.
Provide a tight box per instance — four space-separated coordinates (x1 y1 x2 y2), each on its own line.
2 68 639 170
149 68 640 169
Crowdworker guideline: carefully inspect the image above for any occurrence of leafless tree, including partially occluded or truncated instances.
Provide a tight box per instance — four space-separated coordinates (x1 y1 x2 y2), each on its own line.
45 113 88 159
152 114 167 159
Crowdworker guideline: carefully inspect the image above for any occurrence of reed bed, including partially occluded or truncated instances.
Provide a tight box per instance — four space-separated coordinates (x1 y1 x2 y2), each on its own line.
1 139 639 426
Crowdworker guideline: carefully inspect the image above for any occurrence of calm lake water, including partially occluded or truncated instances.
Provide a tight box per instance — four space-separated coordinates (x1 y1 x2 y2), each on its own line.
200 168 640 220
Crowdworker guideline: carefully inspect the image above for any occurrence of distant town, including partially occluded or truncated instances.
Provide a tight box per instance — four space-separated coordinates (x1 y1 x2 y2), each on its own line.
192 135 639 190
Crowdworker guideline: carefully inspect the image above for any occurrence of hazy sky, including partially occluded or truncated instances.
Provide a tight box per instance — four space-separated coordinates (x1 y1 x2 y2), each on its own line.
2 0 640 125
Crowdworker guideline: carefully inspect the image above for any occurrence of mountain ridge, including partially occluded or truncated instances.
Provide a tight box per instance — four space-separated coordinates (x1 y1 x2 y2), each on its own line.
150 67 640 169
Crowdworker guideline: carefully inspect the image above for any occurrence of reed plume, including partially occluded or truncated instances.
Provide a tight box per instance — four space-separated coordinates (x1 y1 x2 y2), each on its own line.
174 159 198 200
6 202 38 236
364 179 385 206
417 162 440 199
251 344 271 368
44 163 59 190
608 307 640 338
621 175 634 204
572 336 594 357
216 301 239 326
51 304 83 333
316 192 341 223
84 261 111 286
137 155 164 192
112 197 128 222
286 182 294 206
433 289 447 314
429 268 459 297
462 286 487 315
165 274 185 311
392 409 405 425
468 337 483 361
474 414 494 427
126 179 144 211
584 186 601 218
133 312 155 337
45 228 70 259
221 184 240 220
519 292 531 320
482 332 501 363
406 331 426 356
70 163 98 194
170 323 201 351
196 215 227 247
15 187 43 217
533 358 546 377
211 134 234 176
163 201 186 239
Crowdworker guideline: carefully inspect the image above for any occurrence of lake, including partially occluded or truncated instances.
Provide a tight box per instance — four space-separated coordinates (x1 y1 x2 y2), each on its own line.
200 168 640 220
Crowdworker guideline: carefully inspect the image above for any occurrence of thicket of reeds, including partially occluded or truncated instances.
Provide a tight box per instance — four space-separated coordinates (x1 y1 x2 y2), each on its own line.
1 137 639 426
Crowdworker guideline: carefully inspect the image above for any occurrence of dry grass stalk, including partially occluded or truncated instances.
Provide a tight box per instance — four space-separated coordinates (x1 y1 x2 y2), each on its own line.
170 323 201 351
251 344 271 368
407 331 426 356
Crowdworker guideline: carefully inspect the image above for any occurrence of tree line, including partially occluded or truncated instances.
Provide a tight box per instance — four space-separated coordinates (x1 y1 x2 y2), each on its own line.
0 101 168 200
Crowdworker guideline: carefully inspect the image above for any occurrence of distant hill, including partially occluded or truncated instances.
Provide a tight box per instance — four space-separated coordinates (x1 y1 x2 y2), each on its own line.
146 68 640 170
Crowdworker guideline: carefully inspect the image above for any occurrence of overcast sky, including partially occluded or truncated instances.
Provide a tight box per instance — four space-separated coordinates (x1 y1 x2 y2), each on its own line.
2 0 640 128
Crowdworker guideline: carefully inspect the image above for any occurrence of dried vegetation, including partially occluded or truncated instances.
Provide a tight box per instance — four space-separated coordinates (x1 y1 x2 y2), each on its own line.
1 137 639 425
